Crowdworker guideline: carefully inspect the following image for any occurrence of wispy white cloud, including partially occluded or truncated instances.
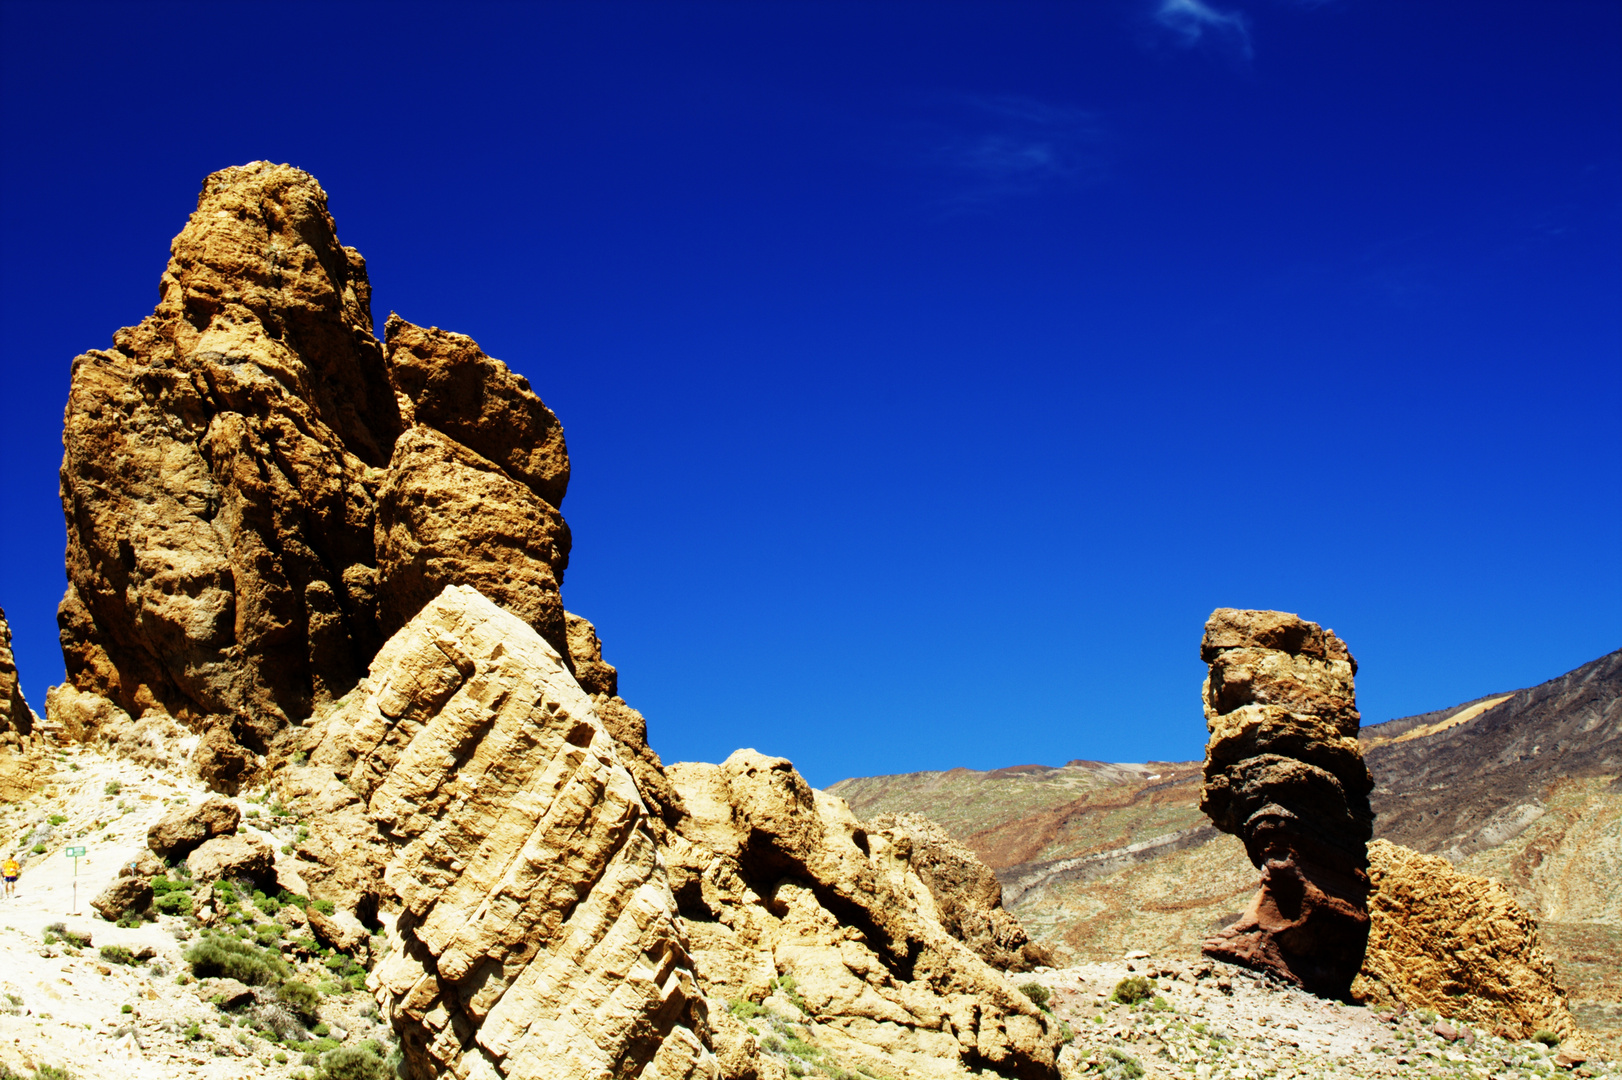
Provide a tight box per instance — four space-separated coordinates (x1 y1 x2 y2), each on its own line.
1154 0 1254 59
928 95 1108 208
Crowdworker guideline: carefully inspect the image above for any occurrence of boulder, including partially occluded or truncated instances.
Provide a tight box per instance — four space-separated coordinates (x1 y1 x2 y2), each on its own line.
192 725 258 795
90 874 154 921
148 796 240 859
187 833 274 886
0 606 38 746
1198 608 1373 999
1353 839 1580 1042
197 977 256 1011
284 585 716 1080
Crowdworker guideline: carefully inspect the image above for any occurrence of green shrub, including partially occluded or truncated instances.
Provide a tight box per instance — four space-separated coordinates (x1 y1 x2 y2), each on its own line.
727 999 766 1020
30 843 45 855
1099 1047 1144 1080
213 881 239 905
155 891 193 916
99 945 137 966
1111 976 1155 1005
1017 982 1051 1011
277 980 321 1022
103 781 121 796
48 815 67 826
311 899 335 916
149 876 180 895
120 1004 133 1014
184 933 290 986
1058 1020 1074 1044
1533 1030 1560 1047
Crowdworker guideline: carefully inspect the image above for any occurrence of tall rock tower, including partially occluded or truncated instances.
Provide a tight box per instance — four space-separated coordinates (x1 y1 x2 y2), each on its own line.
1198 608 1374 998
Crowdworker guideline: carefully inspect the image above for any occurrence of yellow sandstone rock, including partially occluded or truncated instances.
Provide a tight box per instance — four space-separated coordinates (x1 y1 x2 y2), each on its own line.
1355 839 1580 1042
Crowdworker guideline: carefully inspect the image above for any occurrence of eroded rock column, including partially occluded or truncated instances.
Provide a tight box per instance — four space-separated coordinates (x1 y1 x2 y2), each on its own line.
1198 608 1373 998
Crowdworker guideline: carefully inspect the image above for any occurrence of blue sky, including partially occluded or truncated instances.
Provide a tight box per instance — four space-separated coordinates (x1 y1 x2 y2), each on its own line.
1 1 1618 787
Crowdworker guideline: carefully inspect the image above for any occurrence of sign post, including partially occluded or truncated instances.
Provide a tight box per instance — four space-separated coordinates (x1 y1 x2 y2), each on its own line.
65 846 85 914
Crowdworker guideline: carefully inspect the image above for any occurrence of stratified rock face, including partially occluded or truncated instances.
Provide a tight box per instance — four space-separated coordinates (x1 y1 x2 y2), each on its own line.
1199 608 1373 999
667 753 1063 1080
283 585 715 1080
1355 840 1579 1041
0 606 38 746
869 812 1047 973
58 162 402 746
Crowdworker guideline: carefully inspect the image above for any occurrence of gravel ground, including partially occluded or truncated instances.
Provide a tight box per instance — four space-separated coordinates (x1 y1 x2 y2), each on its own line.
1027 956 1616 1080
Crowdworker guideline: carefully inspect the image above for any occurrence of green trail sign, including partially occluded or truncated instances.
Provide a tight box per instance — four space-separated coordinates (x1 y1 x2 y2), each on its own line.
66 846 86 914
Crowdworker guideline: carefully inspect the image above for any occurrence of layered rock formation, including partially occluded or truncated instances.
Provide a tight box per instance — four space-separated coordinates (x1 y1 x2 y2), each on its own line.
667 757 1061 1080
68 163 1065 1079
0 606 37 748
57 162 578 780
282 586 715 1080
1356 840 1579 1041
1198 608 1374 999
278 586 1062 1080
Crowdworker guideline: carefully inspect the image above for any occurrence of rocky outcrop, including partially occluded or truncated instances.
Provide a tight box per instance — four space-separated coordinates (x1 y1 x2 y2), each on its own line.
147 795 241 859
280 585 715 1080
869 812 1048 972
56 164 581 778
1198 608 1373 999
667 754 1064 1079
0 607 38 749
58 162 402 748
1355 840 1579 1041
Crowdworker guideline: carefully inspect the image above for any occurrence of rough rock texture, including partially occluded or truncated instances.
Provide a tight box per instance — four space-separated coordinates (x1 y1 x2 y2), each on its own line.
1198 608 1373 999
0 606 38 747
90 874 154 921
868 812 1047 972
280 585 715 1080
56 163 582 780
667 753 1064 1079
58 162 402 749
564 612 688 838
375 423 570 651
1354 840 1580 1042
147 796 241 859
187 832 275 886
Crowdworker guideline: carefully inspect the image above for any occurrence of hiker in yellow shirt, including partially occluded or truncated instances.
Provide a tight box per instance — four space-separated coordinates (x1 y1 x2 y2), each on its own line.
2 853 18 899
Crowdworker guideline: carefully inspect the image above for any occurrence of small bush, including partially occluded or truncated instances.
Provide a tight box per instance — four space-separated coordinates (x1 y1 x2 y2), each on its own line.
30 843 45 855
1099 1047 1144 1080
1112 976 1155 1005
155 891 193 916
1415 1007 1438 1024
1533 1030 1560 1047
103 781 121 796
99 945 138 966
184 933 290 986
727 999 766 1020
277 980 322 1023
311 899 335 916
48 815 67 826
274 1052 289 1065
120 1004 133 1014
115 912 141 929
1017 982 1051 1011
